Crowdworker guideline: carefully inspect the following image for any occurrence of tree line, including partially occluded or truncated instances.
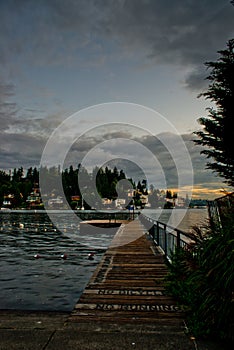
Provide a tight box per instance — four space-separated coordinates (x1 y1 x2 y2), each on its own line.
0 167 39 208
0 164 177 209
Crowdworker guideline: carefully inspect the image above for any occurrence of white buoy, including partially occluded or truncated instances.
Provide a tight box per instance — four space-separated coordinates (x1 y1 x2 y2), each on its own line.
34 254 40 259
88 252 95 260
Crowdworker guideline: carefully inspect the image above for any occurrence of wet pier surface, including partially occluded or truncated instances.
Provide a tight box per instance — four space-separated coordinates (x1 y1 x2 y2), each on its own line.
70 219 184 326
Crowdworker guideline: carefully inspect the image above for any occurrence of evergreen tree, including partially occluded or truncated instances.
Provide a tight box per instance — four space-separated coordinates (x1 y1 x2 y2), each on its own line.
148 188 160 208
194 39 234 187
166 190 172 199
32 167 39 183
119 169 126 180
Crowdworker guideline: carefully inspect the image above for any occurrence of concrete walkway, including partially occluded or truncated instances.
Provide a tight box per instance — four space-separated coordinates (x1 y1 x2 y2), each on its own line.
0 310 228 349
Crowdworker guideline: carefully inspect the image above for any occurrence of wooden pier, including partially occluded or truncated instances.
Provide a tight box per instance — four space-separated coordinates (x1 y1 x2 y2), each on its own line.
70 219 185 327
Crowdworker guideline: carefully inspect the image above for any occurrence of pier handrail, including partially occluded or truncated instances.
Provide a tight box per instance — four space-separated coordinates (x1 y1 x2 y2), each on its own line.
139 214 193 262
207 192 234 229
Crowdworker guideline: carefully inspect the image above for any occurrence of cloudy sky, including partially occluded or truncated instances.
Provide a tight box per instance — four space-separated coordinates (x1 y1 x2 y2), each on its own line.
1 0 234 199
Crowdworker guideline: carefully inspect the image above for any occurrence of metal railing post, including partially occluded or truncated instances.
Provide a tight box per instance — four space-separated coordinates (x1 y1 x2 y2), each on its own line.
164 224 167 257
149 226 153 239
156 222 159 245
176 229 180 248
152 224 155 240
137 214 191 260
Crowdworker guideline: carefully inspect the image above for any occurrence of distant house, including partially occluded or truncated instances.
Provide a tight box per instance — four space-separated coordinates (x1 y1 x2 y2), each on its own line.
127 189 135 198
140 194 148 205
102 198 113 206
26 185 42 209
115 198 126 208
2 194 14 208
175 197 186 208
48 196 64 208
71 195 80 201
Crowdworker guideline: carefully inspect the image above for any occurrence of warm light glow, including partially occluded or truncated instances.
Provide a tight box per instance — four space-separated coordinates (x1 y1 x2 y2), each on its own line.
169 184 232 200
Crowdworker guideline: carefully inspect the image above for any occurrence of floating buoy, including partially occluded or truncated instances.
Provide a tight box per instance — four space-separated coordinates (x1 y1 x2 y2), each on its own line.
34 254 40 259
19 223 24 228
88 253 95 260
61 254 67 260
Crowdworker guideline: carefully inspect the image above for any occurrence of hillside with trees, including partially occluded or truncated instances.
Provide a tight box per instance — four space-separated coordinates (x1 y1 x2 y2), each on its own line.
0 165 173 210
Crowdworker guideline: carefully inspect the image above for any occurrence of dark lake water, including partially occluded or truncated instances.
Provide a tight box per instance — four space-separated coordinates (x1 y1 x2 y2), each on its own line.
142 208 208 232
0 208 207 311
0 211 110 311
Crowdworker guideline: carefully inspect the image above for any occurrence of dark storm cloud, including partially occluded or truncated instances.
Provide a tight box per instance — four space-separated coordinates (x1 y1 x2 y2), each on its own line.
183 68 209 91
0 82 17 131
99 0 234 89
0 1 233 88
179 133 224 192
0 0 104 67
0 0 233 181
63 130 222 190
135 132 222 188
0 119 223 192
0 132 45 169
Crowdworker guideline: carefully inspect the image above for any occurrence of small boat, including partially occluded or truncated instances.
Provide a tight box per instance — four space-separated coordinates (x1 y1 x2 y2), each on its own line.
0 207 11 212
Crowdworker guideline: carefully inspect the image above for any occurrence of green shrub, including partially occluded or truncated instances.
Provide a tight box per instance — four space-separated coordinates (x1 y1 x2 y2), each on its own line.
166 214 234 341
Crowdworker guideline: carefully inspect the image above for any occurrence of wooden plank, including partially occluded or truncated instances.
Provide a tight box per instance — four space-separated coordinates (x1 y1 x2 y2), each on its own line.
70 219 183 325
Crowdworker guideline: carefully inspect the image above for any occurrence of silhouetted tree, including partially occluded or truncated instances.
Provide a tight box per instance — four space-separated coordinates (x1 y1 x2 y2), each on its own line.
166 190 172 199
194 39 234 187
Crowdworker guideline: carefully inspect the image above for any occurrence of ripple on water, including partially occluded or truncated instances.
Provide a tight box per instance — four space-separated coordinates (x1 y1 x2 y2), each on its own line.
0 212 107 311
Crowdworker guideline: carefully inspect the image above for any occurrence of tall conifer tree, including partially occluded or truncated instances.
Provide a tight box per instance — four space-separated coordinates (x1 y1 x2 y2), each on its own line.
195 39 234 187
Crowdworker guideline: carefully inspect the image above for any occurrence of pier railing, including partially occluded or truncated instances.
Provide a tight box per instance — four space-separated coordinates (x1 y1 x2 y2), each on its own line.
139 214 192 262
207 192 234 229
